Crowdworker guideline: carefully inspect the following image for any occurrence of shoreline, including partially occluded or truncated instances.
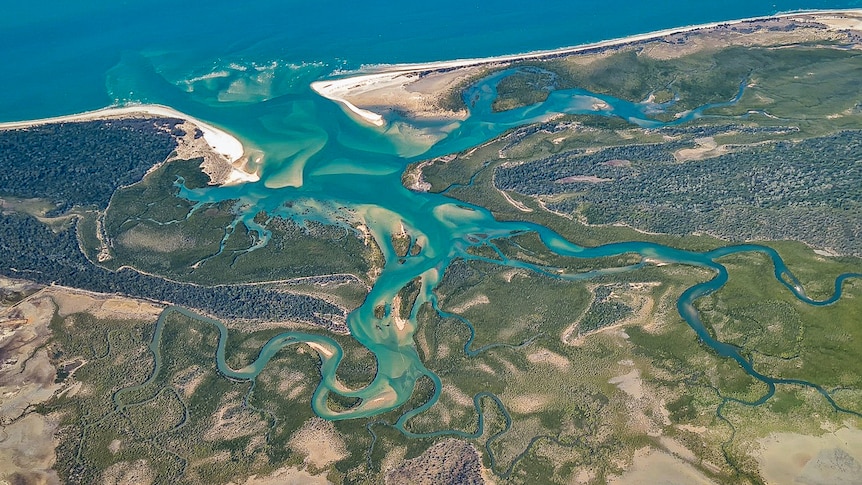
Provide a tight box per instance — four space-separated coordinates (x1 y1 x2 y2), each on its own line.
0 104 259 185
311 8 862 126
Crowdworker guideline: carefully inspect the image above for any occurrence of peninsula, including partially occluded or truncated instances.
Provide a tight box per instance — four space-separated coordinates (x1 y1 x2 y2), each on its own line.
313 9 862 127
2 9 862 485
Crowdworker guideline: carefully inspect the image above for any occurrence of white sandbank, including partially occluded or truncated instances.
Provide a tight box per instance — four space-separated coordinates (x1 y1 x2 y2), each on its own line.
338 96 386 127
311 9 862 126
0 104 259 184
305 341 334 358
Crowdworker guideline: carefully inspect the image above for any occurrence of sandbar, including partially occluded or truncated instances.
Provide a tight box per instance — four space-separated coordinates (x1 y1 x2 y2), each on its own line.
0 104 259 185
305 341 334 358
311 9 862 127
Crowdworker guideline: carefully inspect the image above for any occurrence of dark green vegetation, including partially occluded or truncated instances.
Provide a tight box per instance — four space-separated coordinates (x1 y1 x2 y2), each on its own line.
0 118 182 211
497 129 862 255
396 277 422 318
0 120 378 325
385 439 483 485
441 28 845 118
24 233 862 484
7 19 862 485
100 158 378 286
492 68 557 112
403 244 862 483
420 38 862 256
578 285 634 335
436 258 592 350
391 231 412 258
699 248 862 397
44 309 336 483
41 303 490 484
0 210 341 324
403 26 862 483
37 229 849 484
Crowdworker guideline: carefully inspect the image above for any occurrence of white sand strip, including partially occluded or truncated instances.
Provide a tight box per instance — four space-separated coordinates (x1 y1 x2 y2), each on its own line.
339 97 386 126
0 104 243 163
0 103 259 184
311 9 862 124
306 341 334 358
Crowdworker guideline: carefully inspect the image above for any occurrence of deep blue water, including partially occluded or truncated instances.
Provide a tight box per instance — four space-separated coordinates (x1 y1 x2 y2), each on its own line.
3 0 862 121
3 0 862 428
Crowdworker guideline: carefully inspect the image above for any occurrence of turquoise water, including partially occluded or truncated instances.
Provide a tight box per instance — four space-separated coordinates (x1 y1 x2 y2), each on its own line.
160 57 862 423
4 0 862 120
4 2 862 427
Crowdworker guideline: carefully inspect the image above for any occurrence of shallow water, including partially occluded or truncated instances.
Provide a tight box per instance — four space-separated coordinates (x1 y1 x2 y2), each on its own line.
5 1 862 426
165 64 861 422
4 0 862 120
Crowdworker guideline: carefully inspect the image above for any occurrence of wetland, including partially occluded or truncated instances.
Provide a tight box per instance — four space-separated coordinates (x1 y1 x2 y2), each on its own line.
3 10 862 484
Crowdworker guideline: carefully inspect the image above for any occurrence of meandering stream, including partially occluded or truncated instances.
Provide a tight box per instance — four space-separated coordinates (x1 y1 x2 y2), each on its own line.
129 66 861 430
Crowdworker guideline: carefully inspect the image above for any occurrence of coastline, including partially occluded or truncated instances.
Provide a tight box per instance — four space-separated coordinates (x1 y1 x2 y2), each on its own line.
311 8 862 127
0 104 260 185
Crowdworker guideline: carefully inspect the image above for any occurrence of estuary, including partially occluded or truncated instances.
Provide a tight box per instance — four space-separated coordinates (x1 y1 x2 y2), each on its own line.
134 63 862 427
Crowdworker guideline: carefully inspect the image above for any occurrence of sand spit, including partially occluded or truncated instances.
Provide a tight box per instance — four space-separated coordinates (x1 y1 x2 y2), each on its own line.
311 9 862 127
305 341 334 358
311 67 478 126
0 104 259 186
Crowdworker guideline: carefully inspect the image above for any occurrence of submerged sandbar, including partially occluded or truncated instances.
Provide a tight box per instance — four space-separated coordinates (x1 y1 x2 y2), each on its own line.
311 9 862 127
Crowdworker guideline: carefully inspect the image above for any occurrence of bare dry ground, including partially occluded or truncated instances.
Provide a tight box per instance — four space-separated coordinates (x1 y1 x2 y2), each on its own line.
385 439 484 485
0 282 165 485
229 466 331 485
0 291 62 484
0 413 62 485
754 426 862 485
608 447 717 485
0 298 55 483
288 417 348 470
101 459 155 485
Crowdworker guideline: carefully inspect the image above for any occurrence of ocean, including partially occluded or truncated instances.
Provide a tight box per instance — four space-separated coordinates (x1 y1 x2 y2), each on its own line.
3 1 862 421
2 0 862 121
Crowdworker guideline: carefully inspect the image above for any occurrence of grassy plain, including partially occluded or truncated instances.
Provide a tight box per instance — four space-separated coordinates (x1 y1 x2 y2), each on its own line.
402 245 862 482
43 307 386 484
44 251 851 484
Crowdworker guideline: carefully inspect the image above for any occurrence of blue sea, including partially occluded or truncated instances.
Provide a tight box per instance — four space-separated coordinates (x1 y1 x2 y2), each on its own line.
3 0 862 421
2 0 862 121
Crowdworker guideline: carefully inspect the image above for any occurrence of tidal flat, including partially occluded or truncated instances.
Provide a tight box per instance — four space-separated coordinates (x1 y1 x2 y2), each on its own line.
2 10 862 485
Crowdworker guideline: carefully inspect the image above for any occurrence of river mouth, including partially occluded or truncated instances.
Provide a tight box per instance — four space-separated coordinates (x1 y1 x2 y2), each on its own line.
102 60 860 429
4 7 862 484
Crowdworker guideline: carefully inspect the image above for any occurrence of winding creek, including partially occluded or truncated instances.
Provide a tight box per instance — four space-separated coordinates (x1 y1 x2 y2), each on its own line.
118 64 862 436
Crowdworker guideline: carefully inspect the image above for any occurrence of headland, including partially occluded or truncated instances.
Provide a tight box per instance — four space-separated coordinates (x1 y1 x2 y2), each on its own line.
311 9 862 127
0 104 259 185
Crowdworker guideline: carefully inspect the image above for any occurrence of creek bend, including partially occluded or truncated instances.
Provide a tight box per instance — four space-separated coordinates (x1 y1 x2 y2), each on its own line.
132 67 862 428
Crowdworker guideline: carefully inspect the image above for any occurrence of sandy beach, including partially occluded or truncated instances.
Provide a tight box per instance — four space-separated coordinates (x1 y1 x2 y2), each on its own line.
311 9 862 127
305 341 334 358
0 104 260 185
